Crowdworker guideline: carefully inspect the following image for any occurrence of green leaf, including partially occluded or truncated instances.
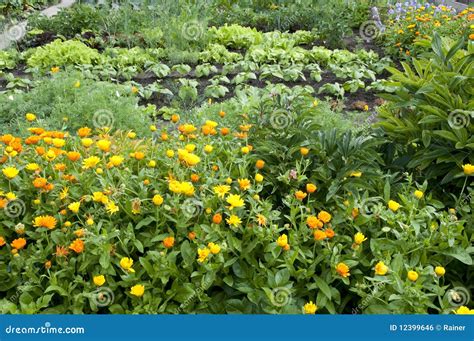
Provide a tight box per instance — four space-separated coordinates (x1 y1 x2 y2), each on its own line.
314 277 332 300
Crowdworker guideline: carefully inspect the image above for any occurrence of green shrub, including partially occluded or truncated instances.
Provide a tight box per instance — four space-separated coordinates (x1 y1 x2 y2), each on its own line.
26 39 102 69
0 49 18 70
209 24 263 49
0 72 152 136
377 34 474 190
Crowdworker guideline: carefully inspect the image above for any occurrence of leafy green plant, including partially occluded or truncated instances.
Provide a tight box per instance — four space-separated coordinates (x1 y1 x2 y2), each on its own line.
209 24 263 49
377 33 474 189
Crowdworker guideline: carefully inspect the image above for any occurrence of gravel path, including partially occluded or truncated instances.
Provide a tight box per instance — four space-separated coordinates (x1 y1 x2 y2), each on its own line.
0 0 76 50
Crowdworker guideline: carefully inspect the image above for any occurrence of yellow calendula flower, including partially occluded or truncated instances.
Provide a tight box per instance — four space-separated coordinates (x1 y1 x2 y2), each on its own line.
153 194 164 206
148 160 156 168
277 234 288 247
109 155 124 167
120 257 135 273
374 261 389 276
208 242 221 254
2 167 19 179
454 306 474 315
434 266 445 277
213 185 230 198
238 178 251 191
197 247 210 263
83 156 101 169
407 270 418 282
255 174 264 182
26 163 40 171
97 139 111 152
68 202 81 214
26 113 37 121
204 144 213 153
130 284 145 297
81 138 94 148
226 214 242 227
226 194 245 209
303 301 317 314
93 275 106 286
106 201 119 215
350 171 362 177
388 200 400 212
166 150 175 158
414 190 424 199
354 232 367 245
336 262 350 278
462 164 474 175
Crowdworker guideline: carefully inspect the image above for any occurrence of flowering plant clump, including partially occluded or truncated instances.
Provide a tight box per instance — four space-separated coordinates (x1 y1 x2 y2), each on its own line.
379 1 473 57
0 108 471 315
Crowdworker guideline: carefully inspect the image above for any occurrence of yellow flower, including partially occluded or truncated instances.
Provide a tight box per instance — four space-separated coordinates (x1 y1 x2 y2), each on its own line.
213 185 230 198
185 144 196 152
374 261 388 275
93 275 106 286
277 234 288 247
454 306 474 315
434 266 445 277
336 262 350 278
81 138 94 147
226 214 242 227
198 247 210 263
127 131 136 139
26 113 37 121
68 202 81 214
52 138 65 148
226 194 245 209
388 200 400 212
317 211 331 224
120 257 135 273
300 147 309 156
303 301 317 314
350 171 362 177
109 155 124 167
407 270 418 282
83 156 101 169
208 242 221 254
106 201 119 215
462 164 474 175
97 139 111 152
33 215 57 229
26 163 40 171
241 146 250 154
2 167 19 179
130 284 145 297
74 80 81 88
166 150 175 158
148 160 156 168
255 174 263 182
153 194 164 206
51 66 60 73
354 232 367 245
204 144 213 153
238 178 251 191
414 190 424 199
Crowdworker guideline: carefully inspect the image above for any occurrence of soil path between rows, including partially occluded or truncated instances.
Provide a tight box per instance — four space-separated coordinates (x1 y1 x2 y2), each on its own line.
0 0 76 50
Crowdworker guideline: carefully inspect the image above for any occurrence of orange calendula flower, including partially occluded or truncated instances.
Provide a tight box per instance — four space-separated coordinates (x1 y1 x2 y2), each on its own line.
313 230 326 241
163 236 175 249
69 239 84 254
325 228 335 239
33 215 57 229
11 238 27 250
317 211 331 223
307 215 323 229
295 191 307 201
238 178 251 191
336 262 350 278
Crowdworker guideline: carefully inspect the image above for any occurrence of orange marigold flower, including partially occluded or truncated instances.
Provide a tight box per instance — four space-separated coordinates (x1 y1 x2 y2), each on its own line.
325 228 335 239
77 127 92 138
33 177 47 188
318 211 332 224
336 262 350 278
188 231 196 240
306 183 317 193
11 238 27 249
0 236 5 246
33 215 57 229
313 230 326 241
221 127 230 136
67 151 81 161
212 213 222 224
190 174 200 182
163 236 175 248
69 239 84 253
255 159 265 169
307 215 323 229
295 190 307 201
